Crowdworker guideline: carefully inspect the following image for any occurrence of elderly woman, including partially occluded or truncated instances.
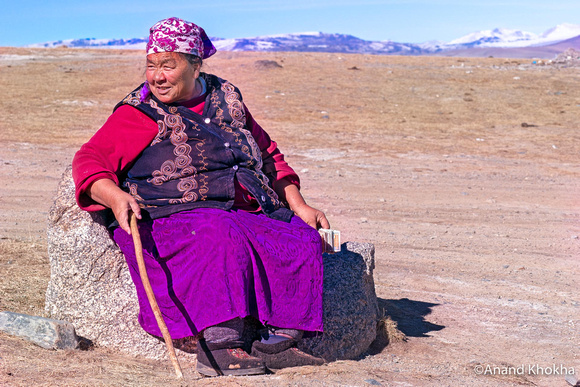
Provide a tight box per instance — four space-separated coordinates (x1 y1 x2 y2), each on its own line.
72 17 329 376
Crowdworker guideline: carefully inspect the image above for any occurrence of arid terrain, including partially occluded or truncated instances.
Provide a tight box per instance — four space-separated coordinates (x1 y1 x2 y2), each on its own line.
0 47 578 386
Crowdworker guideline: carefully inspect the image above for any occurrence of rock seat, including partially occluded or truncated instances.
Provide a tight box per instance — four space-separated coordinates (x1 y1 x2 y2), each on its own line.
45 167 380 361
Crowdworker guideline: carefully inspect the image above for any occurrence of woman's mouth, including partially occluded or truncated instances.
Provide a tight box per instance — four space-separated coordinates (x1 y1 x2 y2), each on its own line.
155 86 171 94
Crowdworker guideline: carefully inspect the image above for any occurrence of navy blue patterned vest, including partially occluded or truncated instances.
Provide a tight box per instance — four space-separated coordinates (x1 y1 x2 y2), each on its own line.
115 73 293 222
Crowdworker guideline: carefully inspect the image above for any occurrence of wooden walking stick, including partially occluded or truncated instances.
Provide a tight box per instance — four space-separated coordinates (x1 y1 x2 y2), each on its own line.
130 211 183 379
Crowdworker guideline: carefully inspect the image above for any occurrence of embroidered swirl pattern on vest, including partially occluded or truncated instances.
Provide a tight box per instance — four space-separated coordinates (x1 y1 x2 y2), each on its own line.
216 81 280 208
222 82 245 129
211 92 242 147
122 92 141 107
126 182 144 202
146 99 203 204
220 82 264 170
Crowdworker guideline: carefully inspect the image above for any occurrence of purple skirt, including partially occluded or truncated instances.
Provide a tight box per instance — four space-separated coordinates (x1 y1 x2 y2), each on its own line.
113 208 323 339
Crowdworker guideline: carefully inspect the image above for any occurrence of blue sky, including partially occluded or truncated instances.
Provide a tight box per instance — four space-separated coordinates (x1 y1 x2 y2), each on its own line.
1 0 579 46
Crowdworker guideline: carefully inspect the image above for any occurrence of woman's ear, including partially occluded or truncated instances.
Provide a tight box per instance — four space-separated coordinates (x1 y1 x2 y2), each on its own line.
191 61 201 78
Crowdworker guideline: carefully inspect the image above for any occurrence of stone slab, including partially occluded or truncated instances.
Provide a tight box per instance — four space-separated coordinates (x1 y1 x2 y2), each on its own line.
0 311 79 350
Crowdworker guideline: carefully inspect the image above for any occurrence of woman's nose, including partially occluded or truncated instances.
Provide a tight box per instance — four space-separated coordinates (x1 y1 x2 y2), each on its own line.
153 69 166 82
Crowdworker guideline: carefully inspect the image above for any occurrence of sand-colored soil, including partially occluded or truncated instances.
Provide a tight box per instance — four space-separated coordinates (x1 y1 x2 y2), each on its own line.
0 47 578 386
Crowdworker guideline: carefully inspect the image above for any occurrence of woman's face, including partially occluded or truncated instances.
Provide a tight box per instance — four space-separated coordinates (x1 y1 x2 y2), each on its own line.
145 52 200 104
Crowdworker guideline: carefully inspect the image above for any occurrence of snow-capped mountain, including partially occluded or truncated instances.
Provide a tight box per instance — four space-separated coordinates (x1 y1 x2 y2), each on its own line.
25 23 580 58
447 28 538 47
212 32 424 55
443 23 580 49
28 32 425 55
539 23 580 43
27 37 148 49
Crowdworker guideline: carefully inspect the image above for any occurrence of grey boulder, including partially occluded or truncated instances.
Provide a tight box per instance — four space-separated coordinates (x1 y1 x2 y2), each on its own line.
45 166 174 360
299 242 379 361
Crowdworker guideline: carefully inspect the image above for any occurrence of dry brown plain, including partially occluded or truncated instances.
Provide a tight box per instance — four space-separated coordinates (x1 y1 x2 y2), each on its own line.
0 47 578 386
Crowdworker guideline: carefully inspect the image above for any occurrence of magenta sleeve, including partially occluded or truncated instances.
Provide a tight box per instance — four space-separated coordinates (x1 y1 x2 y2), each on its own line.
244 105 300 189
72 105 159 211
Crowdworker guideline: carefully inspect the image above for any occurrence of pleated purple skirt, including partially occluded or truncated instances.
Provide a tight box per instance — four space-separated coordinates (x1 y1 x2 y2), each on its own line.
113 208 324 339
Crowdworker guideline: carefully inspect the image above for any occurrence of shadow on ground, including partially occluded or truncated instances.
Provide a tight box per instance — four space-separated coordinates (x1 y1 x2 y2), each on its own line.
366 297 445 356
378 297 445 337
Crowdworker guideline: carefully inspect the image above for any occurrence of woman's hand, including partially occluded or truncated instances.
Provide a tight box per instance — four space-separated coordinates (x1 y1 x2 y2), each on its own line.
108 191 142 235
273 179 330 230
87 179 142 234
292 203 330 230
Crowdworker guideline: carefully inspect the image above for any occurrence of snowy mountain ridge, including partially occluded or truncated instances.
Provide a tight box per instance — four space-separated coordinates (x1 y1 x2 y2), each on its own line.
444 23 580 48
26 23 580 57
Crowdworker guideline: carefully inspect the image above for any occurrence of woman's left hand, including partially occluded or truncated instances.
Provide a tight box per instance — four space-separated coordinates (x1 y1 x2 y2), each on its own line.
293 203 330 230
273 179 331 230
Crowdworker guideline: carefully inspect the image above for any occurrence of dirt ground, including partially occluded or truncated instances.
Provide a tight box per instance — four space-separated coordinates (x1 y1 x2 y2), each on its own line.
0 47 578 386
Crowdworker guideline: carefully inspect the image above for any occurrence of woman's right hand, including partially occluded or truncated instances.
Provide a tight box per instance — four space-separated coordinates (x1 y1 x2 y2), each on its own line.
87 179 142 234
108 190 142 235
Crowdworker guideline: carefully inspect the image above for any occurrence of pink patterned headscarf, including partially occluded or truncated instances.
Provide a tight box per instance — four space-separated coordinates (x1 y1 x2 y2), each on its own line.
146 17 217 59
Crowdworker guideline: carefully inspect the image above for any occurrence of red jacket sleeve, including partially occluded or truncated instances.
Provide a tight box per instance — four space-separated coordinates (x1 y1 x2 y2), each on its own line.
72 105 159 211
244 105 300 189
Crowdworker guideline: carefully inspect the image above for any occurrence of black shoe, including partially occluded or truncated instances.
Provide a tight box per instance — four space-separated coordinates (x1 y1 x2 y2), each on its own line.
196 339 266 377
251 336 325 370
